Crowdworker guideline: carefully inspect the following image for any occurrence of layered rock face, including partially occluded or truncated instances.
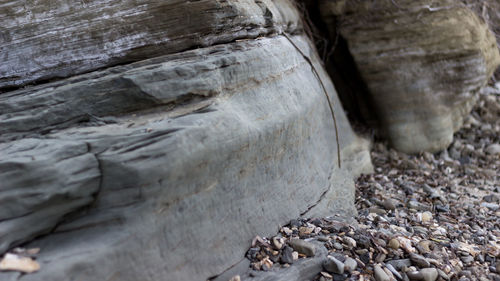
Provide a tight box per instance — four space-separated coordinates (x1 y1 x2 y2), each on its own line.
0 1 371 280
321 0 500 153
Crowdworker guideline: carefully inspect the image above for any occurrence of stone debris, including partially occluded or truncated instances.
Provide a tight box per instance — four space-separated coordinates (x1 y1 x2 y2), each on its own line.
0 253 40 274
243 86 500 280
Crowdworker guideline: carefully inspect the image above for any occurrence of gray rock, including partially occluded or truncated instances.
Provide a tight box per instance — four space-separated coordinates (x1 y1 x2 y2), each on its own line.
407 271 424 280
323 256 344 274
288 239 316 257
382 198 396 210
483 194 499 203
374 265 391 281
481 202 500 211
343 257 357 273
410 253 430 268
485 144 500 155
386 259 412 270
420 268 439 281
281 246 295 264
320 0 500 153
385 263 403 280
460 255 474 264
0 138 100 254
0 33 372 281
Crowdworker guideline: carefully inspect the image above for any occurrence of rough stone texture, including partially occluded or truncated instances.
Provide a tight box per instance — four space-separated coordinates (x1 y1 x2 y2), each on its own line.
0 33 371 280
242 241 328 281
0 139 100 254
0 0 300 90
320 0 500 153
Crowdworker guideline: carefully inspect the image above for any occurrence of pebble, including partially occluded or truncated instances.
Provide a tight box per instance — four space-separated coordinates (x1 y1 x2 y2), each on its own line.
410 253 430 268
421 211 432 222
417 240 432 254
407 271 423 280
374 265 391 281
280 246 294 264
332 242 343 250
388 238 400 250
480 202 499 211
323 256 344 274
483 194 499 203
485 144 500 155
420 268 438 281
460 255 474 264
385 263 403 280
382 198 396 210
387 259 412 270
342 237 356 249
271 236 284 250
288 239 315 257
343 257 357 273
437 269 450 280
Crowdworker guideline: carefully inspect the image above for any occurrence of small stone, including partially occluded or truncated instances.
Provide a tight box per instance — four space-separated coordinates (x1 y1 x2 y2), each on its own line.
421 211 432 222
375 253 386 263
385 263 403 280
288 239 316 257
460 255 474 264
320 271 333 279
481 202 500 211
229 275 241 281
323 256 344 274
410 253 430 268
420 268 438 281
484 194 499 203
374 265 391 281
485 144 500 155
281 227 293 235
260 257 273 271
280 246 294 264
388 238 400 250
417 240 433 254
271 236 284 250
299 226 314 236
342 237 356 249
292 251 299 261
437 269 450 280
387 259 412 270
333 242 343 250
344 257 357 273
317 236 330 242
407 271 423 280
382 198 396 210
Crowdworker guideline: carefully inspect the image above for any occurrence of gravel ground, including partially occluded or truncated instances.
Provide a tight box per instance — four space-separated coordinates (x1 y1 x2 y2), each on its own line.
243 85 500 281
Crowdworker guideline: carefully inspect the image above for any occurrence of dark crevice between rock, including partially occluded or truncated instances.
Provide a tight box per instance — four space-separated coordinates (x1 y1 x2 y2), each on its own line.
300 0 381 137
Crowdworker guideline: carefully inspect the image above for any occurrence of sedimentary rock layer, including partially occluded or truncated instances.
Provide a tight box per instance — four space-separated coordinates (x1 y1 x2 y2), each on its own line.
0 0 300 90
0 35 371 281
321 0 500 153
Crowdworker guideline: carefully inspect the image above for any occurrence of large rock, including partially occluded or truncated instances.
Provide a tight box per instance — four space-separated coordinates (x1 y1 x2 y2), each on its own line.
0 21 371 281
0 0 300 90
320 0 500 153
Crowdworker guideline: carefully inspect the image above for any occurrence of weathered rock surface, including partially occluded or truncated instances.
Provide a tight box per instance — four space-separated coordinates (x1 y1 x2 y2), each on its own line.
0 0 300 90
321 0 500 153
0 139 100 254
0 30 371 281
